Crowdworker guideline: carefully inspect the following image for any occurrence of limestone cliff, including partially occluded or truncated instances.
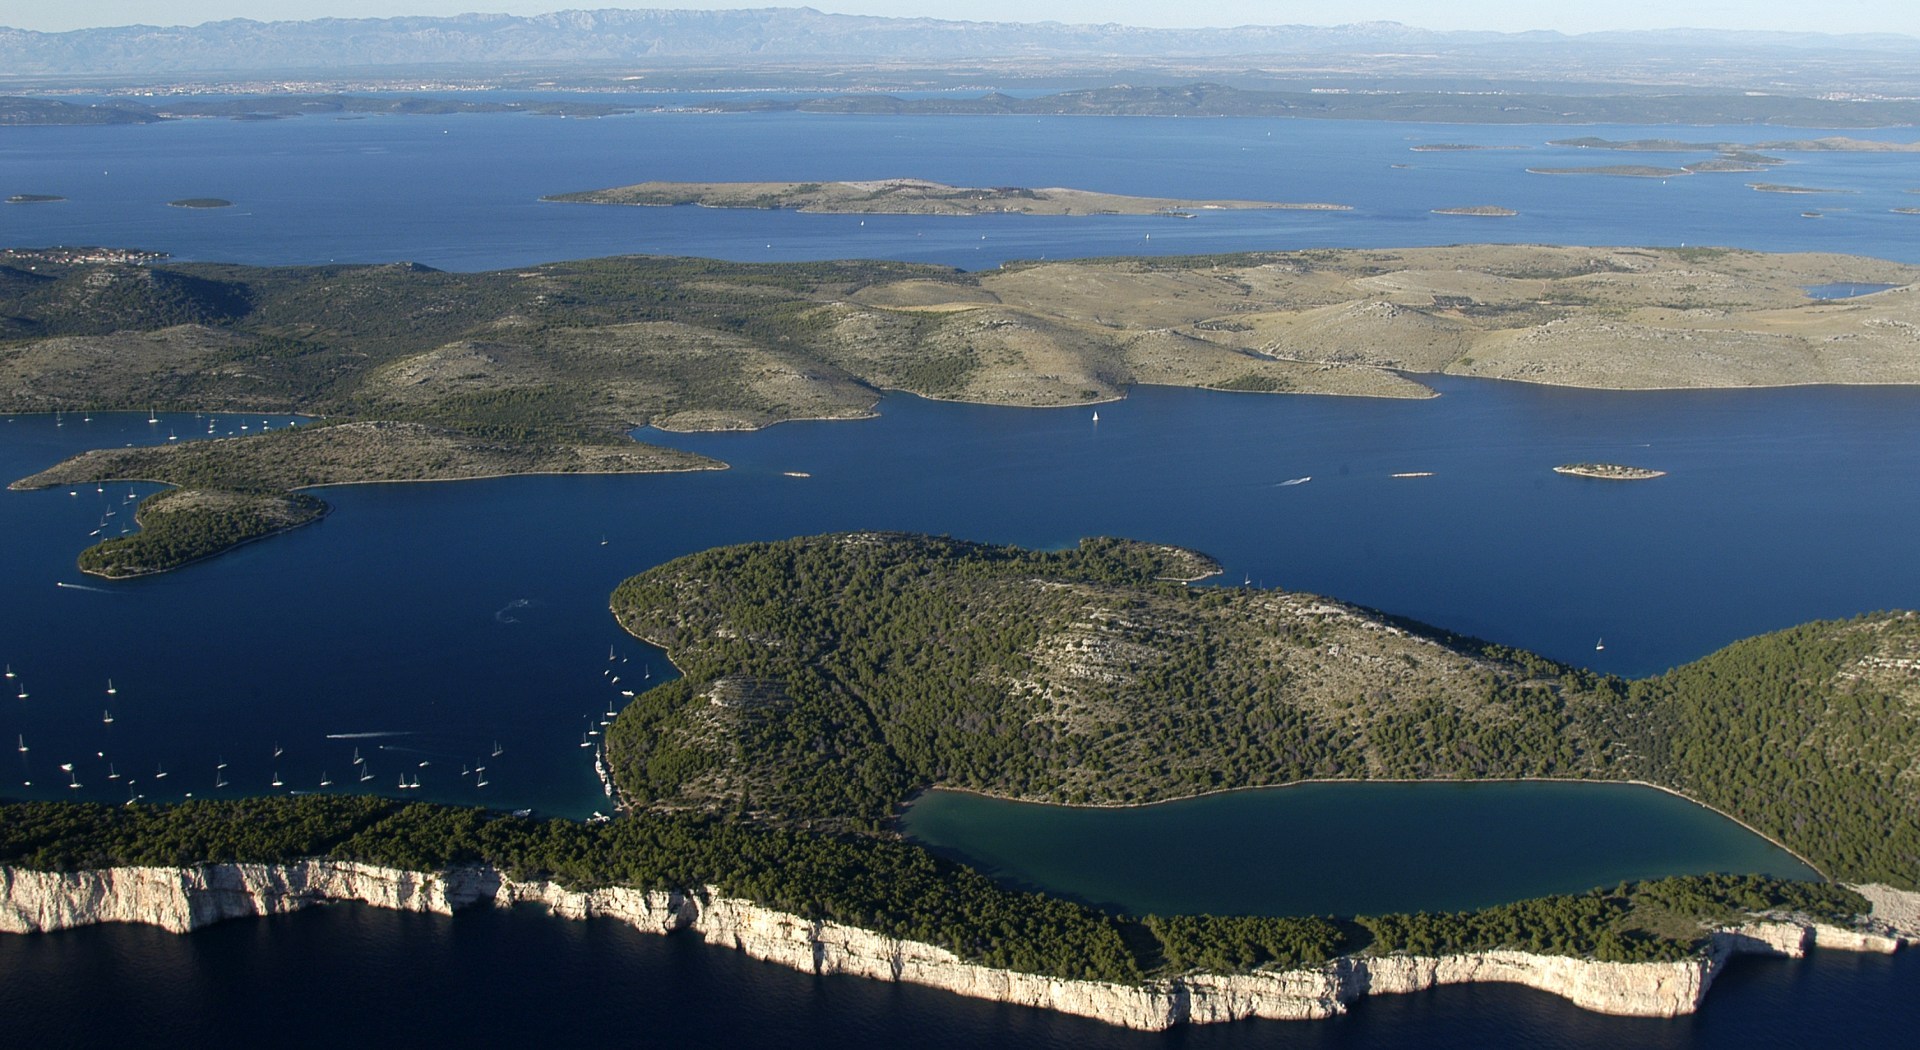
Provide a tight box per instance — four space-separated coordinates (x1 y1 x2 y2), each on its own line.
2 863 1911 1031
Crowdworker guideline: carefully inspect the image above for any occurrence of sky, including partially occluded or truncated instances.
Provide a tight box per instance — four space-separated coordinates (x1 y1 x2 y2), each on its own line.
6 1 1917 37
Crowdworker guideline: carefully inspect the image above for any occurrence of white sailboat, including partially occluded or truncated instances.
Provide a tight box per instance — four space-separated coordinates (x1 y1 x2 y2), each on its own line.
3 664 13 678
155 763 167 779
107 764 120 780
1092 410 1099 422
359 765 374 783
319 771 333 787
15 735 25 753
491 740 504 758
1595 638 1606 652
102 709 113 725
270 771 283 788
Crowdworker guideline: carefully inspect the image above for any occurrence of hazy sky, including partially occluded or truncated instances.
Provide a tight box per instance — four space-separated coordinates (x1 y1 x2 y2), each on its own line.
9 1 1918 36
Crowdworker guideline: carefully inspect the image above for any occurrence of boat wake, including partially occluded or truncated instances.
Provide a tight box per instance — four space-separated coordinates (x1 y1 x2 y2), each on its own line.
54 581 114 593
324 731 415 740
1277 476 1313 487
494 598 535 623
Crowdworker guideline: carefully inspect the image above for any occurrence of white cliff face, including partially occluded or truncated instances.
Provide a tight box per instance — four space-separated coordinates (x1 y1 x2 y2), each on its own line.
1 862 1911 1032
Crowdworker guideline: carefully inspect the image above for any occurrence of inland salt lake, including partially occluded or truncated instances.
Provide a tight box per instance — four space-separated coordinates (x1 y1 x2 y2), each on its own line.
3 106 1919 1046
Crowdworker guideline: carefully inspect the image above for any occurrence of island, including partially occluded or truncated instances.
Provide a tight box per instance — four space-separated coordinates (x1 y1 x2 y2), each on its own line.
1527 165 1690 177
1749 183 1852 195
1554 463 1666 480
9 421 722 576
543 178 1349 215
5 194 64 204
1431 206 1517 217
4 533 1916 1030
7 244 1919 571
167 198 233 209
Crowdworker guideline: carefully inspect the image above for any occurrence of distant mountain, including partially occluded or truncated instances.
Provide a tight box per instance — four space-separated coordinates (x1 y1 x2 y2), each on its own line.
1 7 1916 77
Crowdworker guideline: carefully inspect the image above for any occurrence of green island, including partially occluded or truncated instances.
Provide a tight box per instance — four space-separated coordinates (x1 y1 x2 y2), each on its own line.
5 194 65 204
544 177 1348 215
167 198 233 209
1431 206 1517 217
6 245 1919 573
1553 463 1666 480
9 421 721 576
5 532 1913 1008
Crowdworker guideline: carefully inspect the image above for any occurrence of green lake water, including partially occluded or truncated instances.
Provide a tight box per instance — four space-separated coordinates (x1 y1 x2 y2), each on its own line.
901 781 1820 917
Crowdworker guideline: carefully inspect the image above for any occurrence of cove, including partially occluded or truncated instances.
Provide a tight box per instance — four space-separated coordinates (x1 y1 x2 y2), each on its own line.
901 782 1820 918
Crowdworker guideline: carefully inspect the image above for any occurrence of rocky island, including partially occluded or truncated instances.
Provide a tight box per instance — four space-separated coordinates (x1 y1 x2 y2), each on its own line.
5 194 65 204
1554 463 1666 480
543 177 1348 215
1432 206 1518 216
166 198 233 208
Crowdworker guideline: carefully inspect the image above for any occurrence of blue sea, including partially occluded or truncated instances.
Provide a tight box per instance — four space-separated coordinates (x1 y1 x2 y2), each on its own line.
3 107 1918 1045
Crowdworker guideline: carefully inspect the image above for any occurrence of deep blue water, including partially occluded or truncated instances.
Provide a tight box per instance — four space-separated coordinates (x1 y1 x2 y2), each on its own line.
7 111 1920 270
3 107 1918 1044
7 381 1919 824
2 903 1916 1050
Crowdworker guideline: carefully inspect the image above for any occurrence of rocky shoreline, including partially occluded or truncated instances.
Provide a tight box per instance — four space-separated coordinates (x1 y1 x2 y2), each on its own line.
3 862 1912 1031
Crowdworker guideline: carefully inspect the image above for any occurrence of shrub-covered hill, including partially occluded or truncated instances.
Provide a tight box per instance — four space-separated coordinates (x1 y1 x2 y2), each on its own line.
607 533 1920 889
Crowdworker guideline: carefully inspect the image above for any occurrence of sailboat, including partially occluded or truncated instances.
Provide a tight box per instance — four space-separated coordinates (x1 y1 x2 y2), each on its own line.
353 747 363 765
107 764 120 780
319 771 332 787
155 763 167 779
491 741 504 758
4 664 13 678
273 742 283 758
608 645 616 661
1092 410 1099 422
16 682 27 699
579 733 592 749
214 769 228 789
475 773 489 787
102 709 113 725
359 765 374 783
147 407 158 424
270 771 283 788
15 735 25 753
1595 638 1606 652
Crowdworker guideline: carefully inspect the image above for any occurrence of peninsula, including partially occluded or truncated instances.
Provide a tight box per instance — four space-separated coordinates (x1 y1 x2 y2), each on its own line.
8 245 1919 571
5 534 1918 1029
10 421 721 576
543 178 1347 216
1554 463 1666 480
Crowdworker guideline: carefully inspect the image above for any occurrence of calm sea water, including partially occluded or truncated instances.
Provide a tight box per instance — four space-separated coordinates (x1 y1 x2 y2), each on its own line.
7 111 1920 270
902 783 1819 917
3 108 1917 1044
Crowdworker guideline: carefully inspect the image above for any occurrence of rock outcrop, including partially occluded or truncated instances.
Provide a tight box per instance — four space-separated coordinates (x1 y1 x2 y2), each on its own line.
1 862 1910 1031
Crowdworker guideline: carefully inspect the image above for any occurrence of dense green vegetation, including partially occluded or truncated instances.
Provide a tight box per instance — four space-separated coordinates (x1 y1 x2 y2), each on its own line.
0 798 1865 982
76 489 327 577
605 534 1920 891
607 533 1612 829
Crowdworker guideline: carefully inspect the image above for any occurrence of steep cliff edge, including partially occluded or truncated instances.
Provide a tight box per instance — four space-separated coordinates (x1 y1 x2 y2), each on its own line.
3 863 1911 1031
